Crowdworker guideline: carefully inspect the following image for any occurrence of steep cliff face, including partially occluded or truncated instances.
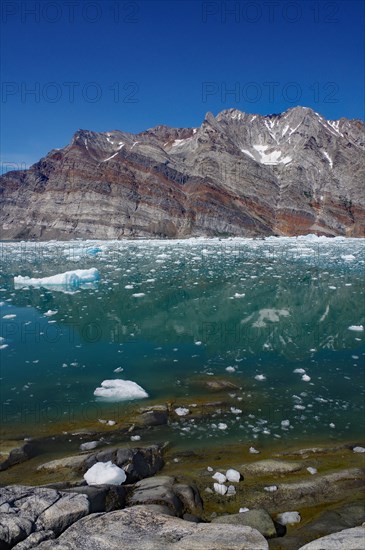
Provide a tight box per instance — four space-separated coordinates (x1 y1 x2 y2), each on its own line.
1 106 364 240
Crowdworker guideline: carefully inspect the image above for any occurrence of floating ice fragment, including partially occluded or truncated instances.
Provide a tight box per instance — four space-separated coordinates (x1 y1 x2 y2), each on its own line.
341 254 355 261
80 441 99 451
130 435 141 441
348 325 364 332
255 374 266 381
233 293 245 298
226 366 236 373
281 419 290 429
0 344 9 350
218 422 228 430
249 447 260 454
44 310 58 317
14 268 99 288
307 467 317 475
2 314 16 319
107 420 116 426
212 472 227 484
353 446 365 453
84 461 126 486
94 379 148 401
239 507 250 513
276 511 301 525
213 483 227 495
226 468 241 482
329 423 335 428
175 407 190 416
230 407 242 415
195 341 202 346
132 293 145 298
293 368 306 374
113 367 123 373
264 485 278 492
301 374 311 382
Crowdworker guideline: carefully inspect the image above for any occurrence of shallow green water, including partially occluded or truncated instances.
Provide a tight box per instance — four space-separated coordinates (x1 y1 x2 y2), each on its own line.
0 237 364 450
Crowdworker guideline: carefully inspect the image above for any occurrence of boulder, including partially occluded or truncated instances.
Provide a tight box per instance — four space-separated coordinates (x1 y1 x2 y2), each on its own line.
35 506 269 549
212 509 277 538
63 485 126 513
135 406 169 427
12 530 55 549
83 444 164 483
0 485 89 548
298 526 365 549
128 476 184 516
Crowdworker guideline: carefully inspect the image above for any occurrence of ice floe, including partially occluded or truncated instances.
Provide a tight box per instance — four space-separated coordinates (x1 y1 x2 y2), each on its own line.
14 268 99 288
94 379 148 401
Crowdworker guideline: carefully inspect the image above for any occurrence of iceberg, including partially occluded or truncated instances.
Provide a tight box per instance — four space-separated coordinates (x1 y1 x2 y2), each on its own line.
94 379 148 401
84 461 126 486
14 268 99 289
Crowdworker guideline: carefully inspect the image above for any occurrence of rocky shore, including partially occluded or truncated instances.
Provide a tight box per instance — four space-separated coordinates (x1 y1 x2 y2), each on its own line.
1 423 364 549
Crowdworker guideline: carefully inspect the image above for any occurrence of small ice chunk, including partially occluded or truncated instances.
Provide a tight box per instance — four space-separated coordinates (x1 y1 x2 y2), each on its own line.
307 467 317 475
207 466 214 472
226 468 241 482
276 511 301 525
195 341 202 346
44 310 58 317
329 423 335 428
94 379 148 401
130 435 141 441
255 374 266 381
249 446 260 454
233 293 245 298
348 325 364 332
218 423 228 430
212 472 227 484
226 366 236 373
113 367 123 373
239 507 250 513
132 293 145 298
107 420 116 426
230 407 242 414
2 314 16 319
281 419 290 429
264 485 278 492
80 441 99 451
293 368 306 374
301 374 311 382
84 461 126 485
213 483 228 495
353 446 365 453
175 407 190 416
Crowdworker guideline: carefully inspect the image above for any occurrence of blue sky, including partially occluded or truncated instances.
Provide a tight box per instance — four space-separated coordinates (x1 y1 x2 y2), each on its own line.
1 0 364 171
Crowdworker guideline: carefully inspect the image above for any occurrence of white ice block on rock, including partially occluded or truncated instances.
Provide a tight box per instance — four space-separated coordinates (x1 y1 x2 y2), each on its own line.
84 461 126 486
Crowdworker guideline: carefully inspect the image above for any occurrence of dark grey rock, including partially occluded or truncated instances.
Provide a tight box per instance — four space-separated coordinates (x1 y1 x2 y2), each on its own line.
0 442 39 472
83 444 164 483
212 508 277 538
128 476 184 516
298 526 365 549
12 530 55 550
0 485 89 548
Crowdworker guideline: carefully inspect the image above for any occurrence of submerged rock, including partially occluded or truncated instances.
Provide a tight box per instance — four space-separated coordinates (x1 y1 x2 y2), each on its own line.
242 459 303 475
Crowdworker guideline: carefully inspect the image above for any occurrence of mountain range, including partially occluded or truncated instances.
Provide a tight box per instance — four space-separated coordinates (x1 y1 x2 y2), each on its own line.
1 106 364 240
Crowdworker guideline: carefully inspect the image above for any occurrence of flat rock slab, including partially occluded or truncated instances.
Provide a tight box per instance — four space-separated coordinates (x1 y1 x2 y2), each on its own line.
212 508 277 538
242 459 303 475
35 506 269 549
37 455 88 471
298 526 365 549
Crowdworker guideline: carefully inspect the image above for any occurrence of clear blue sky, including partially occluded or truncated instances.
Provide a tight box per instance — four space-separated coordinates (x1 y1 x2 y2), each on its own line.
1 0 364 171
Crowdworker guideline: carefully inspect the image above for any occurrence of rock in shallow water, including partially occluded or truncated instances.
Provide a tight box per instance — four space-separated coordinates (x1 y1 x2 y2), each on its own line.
212 508 277 538
34 507 269 549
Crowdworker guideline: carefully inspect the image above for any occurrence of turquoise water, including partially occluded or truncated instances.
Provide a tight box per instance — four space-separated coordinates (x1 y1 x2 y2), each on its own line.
0 237 364 449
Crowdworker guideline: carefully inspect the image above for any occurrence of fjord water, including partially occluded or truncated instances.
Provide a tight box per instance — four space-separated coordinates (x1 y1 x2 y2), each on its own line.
0 237 364 451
